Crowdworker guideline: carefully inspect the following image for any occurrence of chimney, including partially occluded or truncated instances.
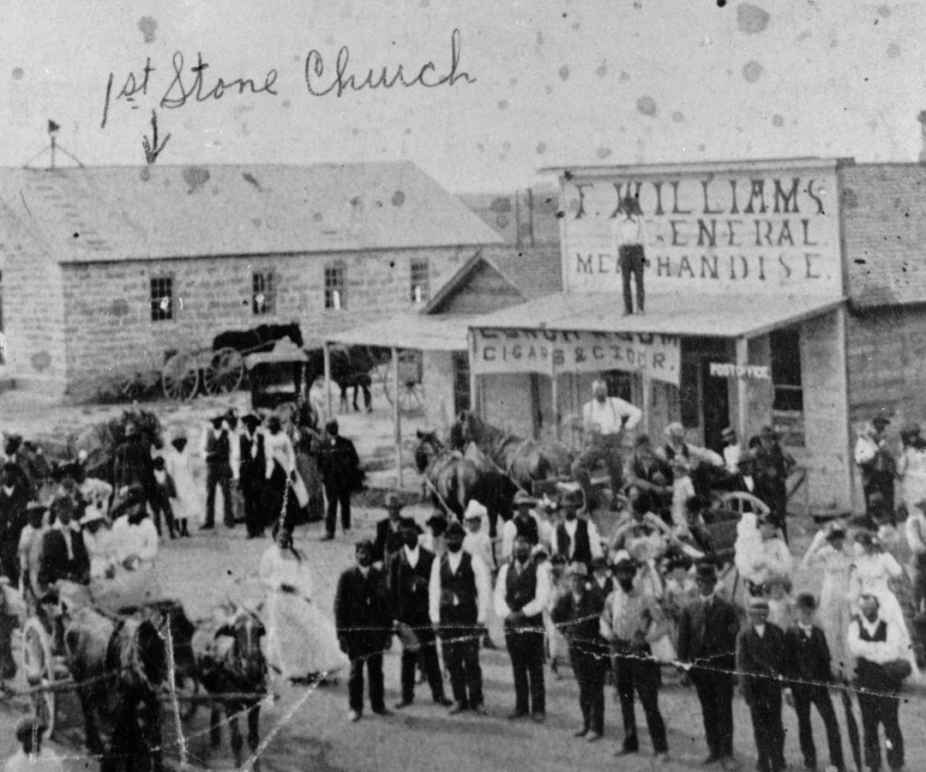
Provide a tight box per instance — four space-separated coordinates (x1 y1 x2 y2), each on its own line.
919 111 926 163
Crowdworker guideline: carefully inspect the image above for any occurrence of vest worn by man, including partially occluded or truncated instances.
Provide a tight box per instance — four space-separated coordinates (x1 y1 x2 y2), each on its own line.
206 430 230 466
505 559 542 627
854 618 903 692
556 519 591 565
513 515 539 545
439 551 478 625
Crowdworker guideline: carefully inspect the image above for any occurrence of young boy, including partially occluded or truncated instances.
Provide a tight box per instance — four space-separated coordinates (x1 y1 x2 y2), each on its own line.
783 593 845 772
463 501 497 649
765 575 794 630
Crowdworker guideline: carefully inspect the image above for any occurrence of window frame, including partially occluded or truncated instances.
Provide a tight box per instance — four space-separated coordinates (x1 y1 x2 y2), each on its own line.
252 269 276 316
150 275 174 322
324 263 346 310
410 258 430 304
770 328 804 413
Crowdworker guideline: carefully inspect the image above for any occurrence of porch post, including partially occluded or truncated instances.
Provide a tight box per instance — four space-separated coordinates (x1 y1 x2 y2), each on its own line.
735 336 749 441
641 372 652 436
392 347 402 488
323 341 332 418
468 329 479 417
551 363 560 441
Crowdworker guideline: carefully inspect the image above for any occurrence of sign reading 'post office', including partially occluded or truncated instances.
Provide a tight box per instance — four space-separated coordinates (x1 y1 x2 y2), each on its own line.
562 162 842 297
472 328 680 385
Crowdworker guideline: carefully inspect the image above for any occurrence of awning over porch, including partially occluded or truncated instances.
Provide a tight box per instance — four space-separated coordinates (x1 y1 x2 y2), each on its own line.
466 291 846 339
324 312 471 351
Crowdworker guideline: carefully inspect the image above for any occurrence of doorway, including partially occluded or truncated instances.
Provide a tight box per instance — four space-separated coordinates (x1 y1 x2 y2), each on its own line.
700 357 730 453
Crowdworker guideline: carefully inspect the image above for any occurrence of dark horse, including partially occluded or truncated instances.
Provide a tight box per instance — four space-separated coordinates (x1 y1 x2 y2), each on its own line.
64 602 173 771
414 430 515 537
212 323 304 355
305 346 383 413
452 410 575 493
192 602 268 770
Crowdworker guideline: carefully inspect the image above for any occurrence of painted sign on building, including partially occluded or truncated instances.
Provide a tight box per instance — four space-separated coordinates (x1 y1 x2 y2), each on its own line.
709 362 771 379
561 161 842 296
472 327 680 385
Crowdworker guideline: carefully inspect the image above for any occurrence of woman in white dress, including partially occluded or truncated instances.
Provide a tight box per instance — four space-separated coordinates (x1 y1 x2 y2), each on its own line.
849 530 920 675
259 527 348 683
800 521 853 677
164 431 198 537
897 423 926 517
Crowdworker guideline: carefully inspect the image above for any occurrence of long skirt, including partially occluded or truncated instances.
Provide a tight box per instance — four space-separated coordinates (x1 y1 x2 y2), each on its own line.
295 451 324 524
263 591 349 679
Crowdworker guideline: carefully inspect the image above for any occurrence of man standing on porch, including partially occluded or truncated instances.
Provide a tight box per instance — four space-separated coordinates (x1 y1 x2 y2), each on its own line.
571 380 642 513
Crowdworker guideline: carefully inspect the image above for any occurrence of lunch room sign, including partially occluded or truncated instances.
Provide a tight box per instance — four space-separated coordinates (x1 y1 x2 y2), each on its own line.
561 162 842 296
472 328 680 386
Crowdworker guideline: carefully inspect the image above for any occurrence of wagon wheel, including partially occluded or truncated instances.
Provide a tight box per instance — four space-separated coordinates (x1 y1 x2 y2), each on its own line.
398 381 425 414
201 347 245 396
716 490 770 517
21 618 56 738
162 351 200 402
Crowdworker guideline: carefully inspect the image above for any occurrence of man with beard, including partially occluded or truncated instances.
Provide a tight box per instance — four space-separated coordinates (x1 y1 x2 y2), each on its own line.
0 462 29 585
334 540 393 722
389 521 452 710
429 521 490 715
494 532 552 722
676 561 739 767
553 489 603 571
552 562 609 742
600 558 669 762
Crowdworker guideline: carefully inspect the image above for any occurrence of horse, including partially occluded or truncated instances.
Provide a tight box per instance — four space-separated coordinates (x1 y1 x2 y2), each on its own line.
414 430 515 537
452 410 575 492
63 603 170 771
305 346 381 413
192 602 268 770
212 322 304 355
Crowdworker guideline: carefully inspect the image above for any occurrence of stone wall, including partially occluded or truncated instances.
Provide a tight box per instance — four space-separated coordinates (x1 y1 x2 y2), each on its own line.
58 246 471 397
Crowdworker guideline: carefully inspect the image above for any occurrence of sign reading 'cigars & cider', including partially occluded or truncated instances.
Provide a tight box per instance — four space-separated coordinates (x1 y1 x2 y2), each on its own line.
471 328 680 385
561 162 842 296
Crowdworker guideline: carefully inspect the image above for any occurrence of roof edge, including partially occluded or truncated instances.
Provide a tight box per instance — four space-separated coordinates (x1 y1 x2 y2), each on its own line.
538 156 847 179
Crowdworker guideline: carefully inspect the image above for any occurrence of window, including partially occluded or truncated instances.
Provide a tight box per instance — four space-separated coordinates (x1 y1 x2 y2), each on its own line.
252 270 275 315
150 276 173 322
410 258 430 303
324 263 346 309
770 328 803 411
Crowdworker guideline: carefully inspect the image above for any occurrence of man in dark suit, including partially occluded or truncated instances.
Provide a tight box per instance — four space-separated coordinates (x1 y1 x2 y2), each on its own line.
334 539 394 722
677 561 740 766
736 596 787 772
238 414 266 538
388 521 451 709
318 420 361 541
373 493 417 571
0 462 29 584
113 421 155 512
37 497 90 592
784 593 845 772
551 562 609 741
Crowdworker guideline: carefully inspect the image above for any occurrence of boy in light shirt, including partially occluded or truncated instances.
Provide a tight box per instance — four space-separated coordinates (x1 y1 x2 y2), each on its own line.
463 500 497 649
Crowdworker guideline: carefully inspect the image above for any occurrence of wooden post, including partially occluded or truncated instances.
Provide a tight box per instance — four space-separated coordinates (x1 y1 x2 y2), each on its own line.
323 342 332 418
551 365 561 441
392 347 402 488
468 329 479 416
735 336 749 442
641 372 652 437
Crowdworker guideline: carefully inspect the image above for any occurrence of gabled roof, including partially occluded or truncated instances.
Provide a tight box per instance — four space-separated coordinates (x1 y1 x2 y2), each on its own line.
840 163 926 308
0 162 502 263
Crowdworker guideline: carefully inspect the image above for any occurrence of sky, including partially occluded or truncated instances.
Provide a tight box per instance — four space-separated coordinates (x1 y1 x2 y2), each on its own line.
2 0 925 192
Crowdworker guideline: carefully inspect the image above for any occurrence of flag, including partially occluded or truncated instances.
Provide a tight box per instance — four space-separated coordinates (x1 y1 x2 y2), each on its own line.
47 120 60 134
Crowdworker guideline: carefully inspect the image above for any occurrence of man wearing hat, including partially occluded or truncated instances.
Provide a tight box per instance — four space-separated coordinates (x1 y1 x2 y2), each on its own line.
553 488 603 571
571 380 642 513
752 426 796 543
625 435 673 518
500 491 541 563
600 557 669 761
334 540 393 722
199 414 238 530
238 413 266 538
677 561 740 766
429 520 491 715
657 423 725 496
783 593 844 772
37 496 89 593
373 493 418 571
112 420 156 515
318 419 362 541
736 596 787 772
494 531 552 721
3 717 63 771
389 519 452 709
552 561 609 742
854 412 896 525
0 460 29 585
588 556 613 605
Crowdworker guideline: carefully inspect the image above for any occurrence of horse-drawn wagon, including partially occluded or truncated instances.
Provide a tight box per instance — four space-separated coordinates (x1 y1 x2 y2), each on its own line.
244 339 310 410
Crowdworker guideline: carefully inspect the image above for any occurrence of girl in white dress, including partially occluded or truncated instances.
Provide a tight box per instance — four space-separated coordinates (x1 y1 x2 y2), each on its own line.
897 424 926 515
164 432 198 537
259 527 349 683
801 521 853 677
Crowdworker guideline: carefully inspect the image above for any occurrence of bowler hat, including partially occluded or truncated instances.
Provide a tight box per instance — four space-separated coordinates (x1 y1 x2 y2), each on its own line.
446 521 465 538
695 562 717 581
795 592 817 610
240 414 261 430
513 490 537 507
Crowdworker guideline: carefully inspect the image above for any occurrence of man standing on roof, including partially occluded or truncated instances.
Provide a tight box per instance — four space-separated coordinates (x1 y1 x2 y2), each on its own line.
571 380 642 513
611 194 648 316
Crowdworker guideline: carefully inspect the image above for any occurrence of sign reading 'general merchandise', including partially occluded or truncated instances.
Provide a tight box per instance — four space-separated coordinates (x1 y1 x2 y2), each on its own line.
472 328 680 385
